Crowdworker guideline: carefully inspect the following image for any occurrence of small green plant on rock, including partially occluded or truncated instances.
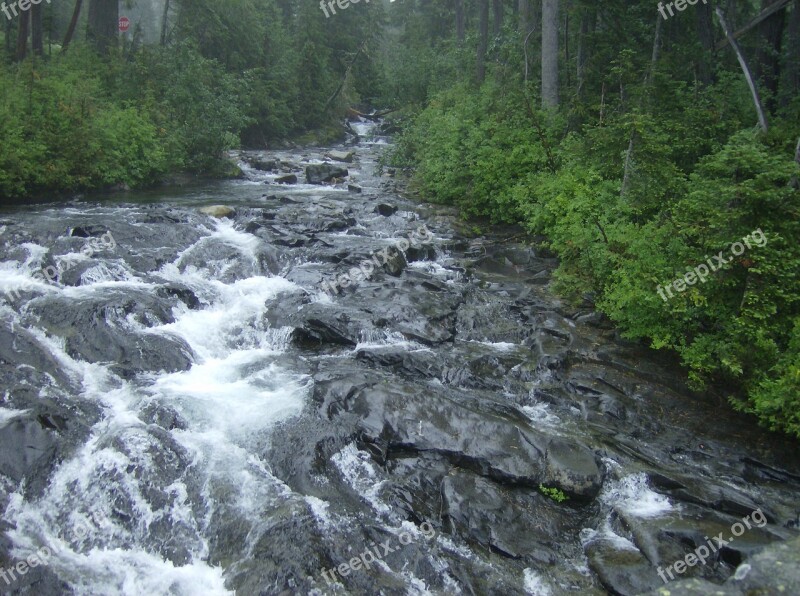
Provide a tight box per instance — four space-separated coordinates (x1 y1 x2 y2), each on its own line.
539 484 568 503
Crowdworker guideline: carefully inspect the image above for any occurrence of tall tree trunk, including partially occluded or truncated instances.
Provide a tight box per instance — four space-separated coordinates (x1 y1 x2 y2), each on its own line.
576 8 595 99
716 7 769 132
493 0 503 36
519 0 529 33
62 0 84 53
564 0 570 91
455 0 465 44
87 0 119 55
16 10 29 61
31 2 44 56
5 17 12 58
541 0 559 108
786 0 800 103
621 16 662 199
161 0 171 46
696 0 716 85
755 0 787 113
477 0 489 83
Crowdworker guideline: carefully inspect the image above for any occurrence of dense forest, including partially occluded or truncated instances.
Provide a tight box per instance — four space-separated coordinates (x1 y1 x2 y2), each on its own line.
1 0 798 440
382 0 800 441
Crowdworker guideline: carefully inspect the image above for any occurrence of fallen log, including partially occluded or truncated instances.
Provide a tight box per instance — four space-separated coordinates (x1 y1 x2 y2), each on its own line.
347 108 398 121
715 0 792 51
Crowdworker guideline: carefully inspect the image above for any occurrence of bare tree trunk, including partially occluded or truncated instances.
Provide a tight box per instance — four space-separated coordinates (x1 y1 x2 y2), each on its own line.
323 41 366 113
541 0 559 108
519 0 529 33
786 0 800 103
564 0 570 91
576 8 595 99
716 7 769 132
493 0 503 36
622 16 662 198
5 18 12 57
477 0 489 83
456 0 465 44
161 0 171 46
16 9 29 61
696 0 716 85
87 0 119 55
755 0 787 113
31 2 43 56
524 26 536 83
62 0 84 53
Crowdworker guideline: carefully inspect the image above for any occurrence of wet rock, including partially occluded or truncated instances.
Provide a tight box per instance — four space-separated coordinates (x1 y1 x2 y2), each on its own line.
326 150 355 163
382 248 407 276
0 542 72 595
374 203 397 216
155 284 201 310
637 535 800 595
0 414 59 483
726 534 800 593
28 292 195 379
405 243 437 262
345 381 570 489
283 303 363 348
250 158 278 171
275 174 298 184
585 537 661 596
199 205 235 218
140 403 189 431
639 578 741 595
306 164 348 184
348 184 362 193
442 470 568 562
0 323 74 390
544 437 602 500
69 225 108 238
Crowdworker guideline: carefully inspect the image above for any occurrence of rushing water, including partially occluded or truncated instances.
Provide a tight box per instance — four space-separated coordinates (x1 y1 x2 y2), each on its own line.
0 122 798 595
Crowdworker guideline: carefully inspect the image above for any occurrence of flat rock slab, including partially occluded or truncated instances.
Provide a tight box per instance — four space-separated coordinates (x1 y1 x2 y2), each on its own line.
341 381 602 498
199 205 235 218
327 150 355 163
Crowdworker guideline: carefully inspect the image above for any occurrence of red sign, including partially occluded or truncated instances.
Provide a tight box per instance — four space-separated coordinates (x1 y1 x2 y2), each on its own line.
118 17 130 33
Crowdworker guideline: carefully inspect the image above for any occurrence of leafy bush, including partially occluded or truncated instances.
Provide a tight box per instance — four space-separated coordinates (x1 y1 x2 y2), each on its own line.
394 82 800 439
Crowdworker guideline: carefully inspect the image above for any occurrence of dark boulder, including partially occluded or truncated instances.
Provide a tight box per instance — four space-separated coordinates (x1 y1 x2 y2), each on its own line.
275 174 298 184
306 164 349 184
374 203 397 217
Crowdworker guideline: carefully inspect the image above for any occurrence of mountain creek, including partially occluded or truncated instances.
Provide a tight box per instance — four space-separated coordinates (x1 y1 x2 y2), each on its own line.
0 121 797 596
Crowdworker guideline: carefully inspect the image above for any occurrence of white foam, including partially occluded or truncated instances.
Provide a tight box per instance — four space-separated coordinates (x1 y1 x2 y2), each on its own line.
599 472 673 518
0 408 30 425
523 568 553 595
0 219 314 594
579 521 639 552
331 443 391 516
305 496 333 529
355 329 427 351
522 402 562 430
